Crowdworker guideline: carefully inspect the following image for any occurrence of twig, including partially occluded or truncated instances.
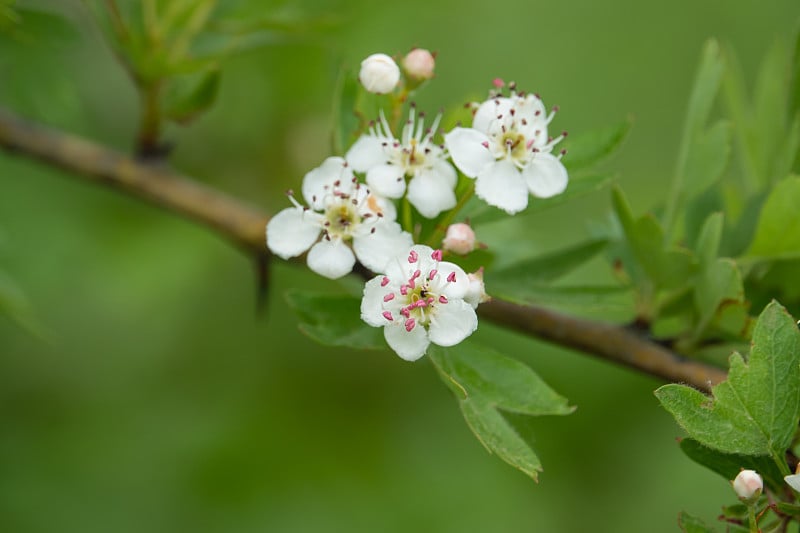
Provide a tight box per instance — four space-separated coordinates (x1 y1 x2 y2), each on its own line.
0 107 726 392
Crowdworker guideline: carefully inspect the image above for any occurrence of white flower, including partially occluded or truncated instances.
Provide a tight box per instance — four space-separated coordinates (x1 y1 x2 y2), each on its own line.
361 245 478 361
266 156 413 279
442 222 476 255
347 108 457 218
732 470 763 501
464 268 490 309
359 53 400 94
445 90 568 214
402 48 435 81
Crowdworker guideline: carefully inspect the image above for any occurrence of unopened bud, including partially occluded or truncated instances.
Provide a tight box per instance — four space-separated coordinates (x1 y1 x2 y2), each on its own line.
464 268 490 309
359 53 400 94
732 470 763 502
402 48 435 81
442 223 476 255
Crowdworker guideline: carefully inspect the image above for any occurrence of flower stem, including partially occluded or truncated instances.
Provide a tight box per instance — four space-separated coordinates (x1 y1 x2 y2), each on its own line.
748 504 759 533
425 183 475 247
401 196 413 234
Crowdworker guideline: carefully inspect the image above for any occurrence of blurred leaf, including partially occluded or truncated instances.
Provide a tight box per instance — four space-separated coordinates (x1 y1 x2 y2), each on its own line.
612 187 693 289
694 212 723 267
679 438 784 491
752 39 791 180
776 503 800 517
163 68 220 124
488 284 630 310
429 341 574 481
682 120 731 197
467 173 615 225
656 301 800 457
331 68 360 155
487 239 608 286
694 259 744 336
0 268 45 337
284 290 385 350
678 512 717 533
747 176 800 258
561 117 632 172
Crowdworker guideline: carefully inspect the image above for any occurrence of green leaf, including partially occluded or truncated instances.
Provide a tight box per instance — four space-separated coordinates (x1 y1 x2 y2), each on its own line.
561 117 632 172
693 258 744 336
163 68 221 124
331 68 360 155
679 438 784 491
678 511 717 533
682 120 731 197
428 342 574 480
748 176 800 258
487 239 608 286
284 290 386 350
612 187 694 289
0 268 45 337
656 301 800 458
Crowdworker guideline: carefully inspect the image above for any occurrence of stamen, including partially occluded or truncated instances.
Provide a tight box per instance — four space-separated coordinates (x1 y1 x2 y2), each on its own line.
381 276 390 287
411 269 421 279
439 295 448 304
431 250 443 261
382 311 393 321
400 285 408 296
428 269 438 280
404 318 416 332
383 293 395 302
408 250 419 263
447 272 457 282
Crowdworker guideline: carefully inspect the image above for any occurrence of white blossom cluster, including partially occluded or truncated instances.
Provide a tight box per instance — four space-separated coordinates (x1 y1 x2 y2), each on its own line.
267 52 567 360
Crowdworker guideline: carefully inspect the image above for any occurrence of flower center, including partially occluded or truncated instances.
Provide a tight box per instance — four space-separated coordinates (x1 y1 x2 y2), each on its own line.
324 200 360 239
499 131 528 162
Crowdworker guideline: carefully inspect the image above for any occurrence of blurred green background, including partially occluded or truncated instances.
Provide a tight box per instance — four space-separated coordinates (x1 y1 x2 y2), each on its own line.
1 1 798 531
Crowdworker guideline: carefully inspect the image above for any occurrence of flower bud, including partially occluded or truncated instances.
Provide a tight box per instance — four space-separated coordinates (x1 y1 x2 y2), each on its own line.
442 223 476 255
732 470 763 502
402 48 435 81
359 53 400 94
464 268 490 309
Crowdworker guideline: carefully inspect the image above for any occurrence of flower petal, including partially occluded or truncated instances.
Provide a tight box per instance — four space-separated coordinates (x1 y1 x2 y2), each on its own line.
432 261 470 299
407 167 457 218
302 157 353 209
346 135 388 172
473 97 513 133
306 238 356 279
384 322 430 361
524 153 568 198
266 207 322 258
444 128 495 178
361 276 389 327
428 300 478 347
475 159 529 214
366 164 406 198
353 221 413 273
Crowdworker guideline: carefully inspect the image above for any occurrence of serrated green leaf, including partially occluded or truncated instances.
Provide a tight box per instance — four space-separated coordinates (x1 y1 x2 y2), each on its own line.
163 68 220 124
679 438 784 491
428 342 574 481
656 301 800 458
487 239 607 286
284 290 385 350
748 176 800 258
561 118 632 172
678 511 717 533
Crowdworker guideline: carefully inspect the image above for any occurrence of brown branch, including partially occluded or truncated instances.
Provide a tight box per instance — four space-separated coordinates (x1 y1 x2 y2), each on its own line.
0 108 726 392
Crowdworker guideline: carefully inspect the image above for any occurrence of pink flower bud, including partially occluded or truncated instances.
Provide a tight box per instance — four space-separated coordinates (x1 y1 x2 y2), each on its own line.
732 470 763 501
442 223 476 255
359 53 400 94
402 48 435 81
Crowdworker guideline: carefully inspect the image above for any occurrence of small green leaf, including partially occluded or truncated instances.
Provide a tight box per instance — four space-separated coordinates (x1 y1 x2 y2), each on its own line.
748 176 800 258
682 120 731 197
679 438 784 491
678 511 717 533
331 68 360 155
694 212 724 267
656 301 800 458
561 117 632 172
163 68 220 124
693 258 744 336
429 342 574 481
284 290 385 350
